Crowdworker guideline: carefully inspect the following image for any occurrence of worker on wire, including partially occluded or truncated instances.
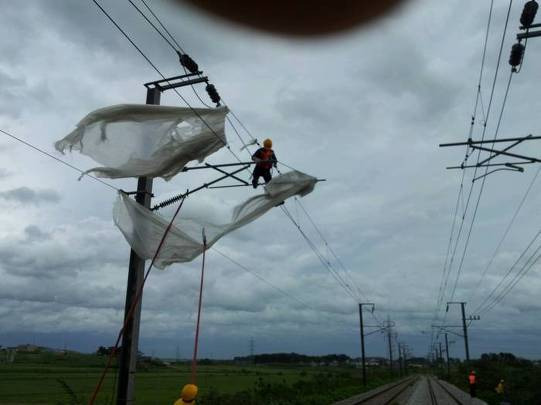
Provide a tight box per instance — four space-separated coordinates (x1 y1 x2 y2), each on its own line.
251 138 277 188
174 384 198 405
468 370 477 398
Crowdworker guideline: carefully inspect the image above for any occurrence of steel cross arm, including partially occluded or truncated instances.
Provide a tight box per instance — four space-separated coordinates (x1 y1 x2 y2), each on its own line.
365 327 386 336
477 135 532 166
205 162 249 185
520 23 541 30
152 165 250 210
183 161 256 171
446 161 535 170
470 144 541 163
432 326 465 338
208 184 258 189
517 30 541 40
439 134 541 147
144 72 208 91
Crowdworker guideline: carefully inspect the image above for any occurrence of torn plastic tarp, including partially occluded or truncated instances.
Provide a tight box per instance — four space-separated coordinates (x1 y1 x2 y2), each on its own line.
113 170 317 268
55 104 229 180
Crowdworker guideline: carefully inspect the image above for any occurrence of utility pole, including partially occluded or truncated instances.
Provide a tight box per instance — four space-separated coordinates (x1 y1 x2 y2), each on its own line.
460 302 469 363
403 344 408 376
398 343 403 376
116 71 209 405
358 303 374 386
249 337 255 364
116 86 160 405
446 302 471 363
386 317 393 375
438 342 443 368
445 333 450 377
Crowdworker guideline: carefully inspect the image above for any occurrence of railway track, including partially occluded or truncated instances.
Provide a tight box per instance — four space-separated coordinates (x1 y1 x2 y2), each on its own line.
334 377 417 405
426 376 466 404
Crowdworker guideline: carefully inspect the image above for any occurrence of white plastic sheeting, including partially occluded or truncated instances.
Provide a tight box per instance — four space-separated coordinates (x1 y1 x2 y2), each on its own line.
55 104 229 180
113 170 318 268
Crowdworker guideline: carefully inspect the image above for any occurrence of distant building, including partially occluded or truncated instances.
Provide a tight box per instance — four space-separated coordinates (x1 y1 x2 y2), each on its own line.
16 344 39 353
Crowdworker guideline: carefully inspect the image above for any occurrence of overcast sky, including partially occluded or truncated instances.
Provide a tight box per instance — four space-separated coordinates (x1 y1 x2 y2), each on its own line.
1 0 541 362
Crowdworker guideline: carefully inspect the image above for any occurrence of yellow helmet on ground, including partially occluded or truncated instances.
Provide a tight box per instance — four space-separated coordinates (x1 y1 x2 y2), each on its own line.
263 138 272 148
174 384 198 404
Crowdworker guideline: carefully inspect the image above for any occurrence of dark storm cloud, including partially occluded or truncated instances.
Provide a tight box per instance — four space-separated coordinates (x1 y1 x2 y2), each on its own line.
0 186 60 205
0 0 540 360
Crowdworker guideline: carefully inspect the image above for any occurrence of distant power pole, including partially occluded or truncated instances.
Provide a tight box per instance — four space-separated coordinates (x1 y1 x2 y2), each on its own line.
398 343 403 376
385 317 394 375
446 302 479 363
438 342 443 368
358 303 375 386
249 337 255 364
445 333 450 377
403 345 409 375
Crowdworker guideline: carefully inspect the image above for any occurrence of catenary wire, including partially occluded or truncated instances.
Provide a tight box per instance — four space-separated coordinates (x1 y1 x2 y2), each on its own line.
469 163 541 306
0 128 119 192
430 0 498 350
447 68 514 305
211 247 313 309
480 233 541 314
440 0 514 314
475 229 541 314
280 204 360 302
294 197 368 302
95 0 373 310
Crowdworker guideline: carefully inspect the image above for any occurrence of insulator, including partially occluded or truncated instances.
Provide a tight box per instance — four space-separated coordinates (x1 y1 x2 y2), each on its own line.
177 52 199 74
509 42 525 67
206 83 221 104
521 0 538 27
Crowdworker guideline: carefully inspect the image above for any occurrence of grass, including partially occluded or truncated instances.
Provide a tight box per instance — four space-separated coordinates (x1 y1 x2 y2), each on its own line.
0 352 398 404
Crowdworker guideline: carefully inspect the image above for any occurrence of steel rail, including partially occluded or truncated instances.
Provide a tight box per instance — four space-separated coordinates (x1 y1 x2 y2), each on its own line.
347 377 417 404
429 376 465 404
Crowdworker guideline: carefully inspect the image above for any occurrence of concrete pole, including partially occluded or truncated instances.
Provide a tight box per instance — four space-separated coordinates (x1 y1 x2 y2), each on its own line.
387 318 393 375
460 302 470 362
358 304 367 386
116 87 160 405
445 333 450 377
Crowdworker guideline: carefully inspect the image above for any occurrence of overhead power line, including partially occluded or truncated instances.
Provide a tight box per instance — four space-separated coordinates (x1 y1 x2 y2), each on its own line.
441 0 515 312
294 197 367 302
431 0 496 350
94 0 368 308
280 204 360 302
469 164 541 305
211 247 313 310
474 228 541 314
0 128 118 192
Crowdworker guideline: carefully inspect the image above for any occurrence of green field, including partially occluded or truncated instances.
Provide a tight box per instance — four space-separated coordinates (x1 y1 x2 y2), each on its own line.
0 351 396 404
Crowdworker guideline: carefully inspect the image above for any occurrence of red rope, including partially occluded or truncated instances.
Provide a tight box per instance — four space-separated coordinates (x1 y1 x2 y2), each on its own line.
190 233 207 384
89 194 186 405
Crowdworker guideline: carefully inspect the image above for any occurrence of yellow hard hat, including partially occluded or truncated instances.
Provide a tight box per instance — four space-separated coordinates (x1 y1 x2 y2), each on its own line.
181 384 198 401
263 138 272 148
